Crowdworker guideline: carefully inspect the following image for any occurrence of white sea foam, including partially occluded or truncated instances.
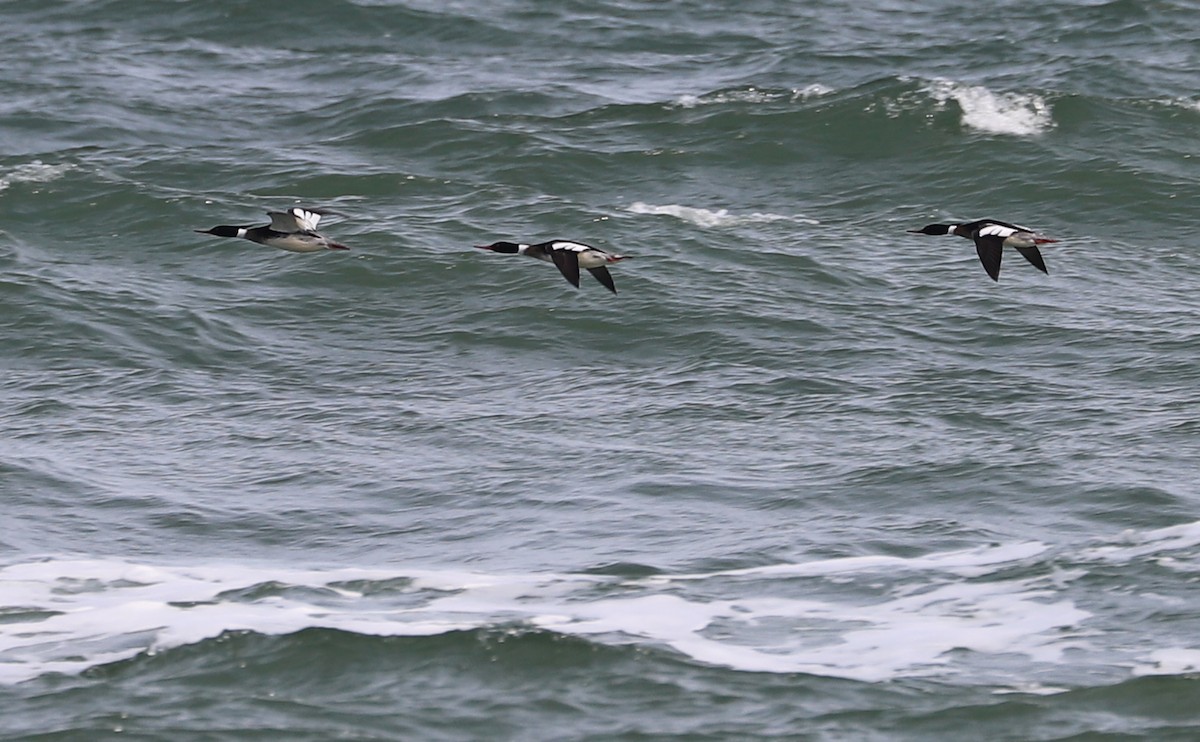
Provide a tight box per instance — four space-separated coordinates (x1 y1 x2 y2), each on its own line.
530 577 1087 680
0 161 74 193
667 540 1051 581
1161 97 1200 114
1078 520 1200 564
5 523 1199 686
928 80 1054 136
1132 648 1200 676
673 85 833 109
626 202 818 228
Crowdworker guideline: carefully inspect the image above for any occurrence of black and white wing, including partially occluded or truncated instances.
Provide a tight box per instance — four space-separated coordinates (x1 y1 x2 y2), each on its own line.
267 207 343 233
977 222 1049 274
548 241 601 288
976 222 1020 240
549 240 597 254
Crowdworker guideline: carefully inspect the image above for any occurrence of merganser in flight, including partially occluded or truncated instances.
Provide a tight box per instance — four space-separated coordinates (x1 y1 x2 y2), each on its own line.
195 207 349 252
474 240 631 294
908 219 1057 281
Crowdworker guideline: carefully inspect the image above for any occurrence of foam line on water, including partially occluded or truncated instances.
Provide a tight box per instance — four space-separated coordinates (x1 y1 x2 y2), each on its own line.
626 202 819 228
3 522 1199 685
672 84 835 108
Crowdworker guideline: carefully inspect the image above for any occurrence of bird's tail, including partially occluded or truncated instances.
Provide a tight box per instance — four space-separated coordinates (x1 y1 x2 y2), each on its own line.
327 242 350 251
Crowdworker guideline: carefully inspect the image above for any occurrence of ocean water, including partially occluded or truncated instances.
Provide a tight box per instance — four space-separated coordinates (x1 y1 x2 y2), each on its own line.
2 0 1200 738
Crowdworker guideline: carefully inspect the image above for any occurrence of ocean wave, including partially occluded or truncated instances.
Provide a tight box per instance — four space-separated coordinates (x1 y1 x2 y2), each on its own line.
926 80 1055 136
4 520 1199 686
662 79 1054 139
626 202 819 228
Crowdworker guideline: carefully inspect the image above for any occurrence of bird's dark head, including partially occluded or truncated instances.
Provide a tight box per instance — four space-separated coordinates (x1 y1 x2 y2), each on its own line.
907 223 953 236
474 241 521 254
195 225 247 238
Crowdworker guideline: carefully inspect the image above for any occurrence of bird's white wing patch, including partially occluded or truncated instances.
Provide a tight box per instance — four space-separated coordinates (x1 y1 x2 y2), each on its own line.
289 207 322 231
978 223 1017 238
267 208 323 233
550 241 593 253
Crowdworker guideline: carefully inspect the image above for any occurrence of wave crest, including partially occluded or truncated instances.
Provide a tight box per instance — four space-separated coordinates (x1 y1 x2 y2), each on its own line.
672 84 835 109
626 202 818 228
928 80 1054 136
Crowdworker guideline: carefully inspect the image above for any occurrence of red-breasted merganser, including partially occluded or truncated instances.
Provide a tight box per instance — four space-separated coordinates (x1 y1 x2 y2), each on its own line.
195 207 349 252
474 240 631 294
908 219 1057 281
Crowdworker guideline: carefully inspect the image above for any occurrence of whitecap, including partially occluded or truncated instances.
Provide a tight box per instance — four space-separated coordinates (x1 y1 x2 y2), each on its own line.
1160 97 1200 113
0 542 1076 686
9 523 1200 685
928 80 1054 136
1132 648 1200 676
1078 519 1200 564
626 201 818 228
668 540 1051 581
672 85 834 109
0 161 74 193
530 576 1089 681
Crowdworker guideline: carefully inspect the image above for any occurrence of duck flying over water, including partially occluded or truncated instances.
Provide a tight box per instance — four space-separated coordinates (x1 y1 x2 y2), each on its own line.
907 219 1057 281
195 207 349 252
474 240 631 294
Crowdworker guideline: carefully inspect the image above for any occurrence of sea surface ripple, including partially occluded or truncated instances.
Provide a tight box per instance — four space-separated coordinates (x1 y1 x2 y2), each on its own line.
2 0 1200 739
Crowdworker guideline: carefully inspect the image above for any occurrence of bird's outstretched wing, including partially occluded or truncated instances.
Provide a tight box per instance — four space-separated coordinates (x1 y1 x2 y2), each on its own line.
1015 245 1048 274
587 266 617 294
973 235 1004 281
548 248 581 288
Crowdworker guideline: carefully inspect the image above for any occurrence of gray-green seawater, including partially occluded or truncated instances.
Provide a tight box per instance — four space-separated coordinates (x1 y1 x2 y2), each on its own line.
3 0 1200 739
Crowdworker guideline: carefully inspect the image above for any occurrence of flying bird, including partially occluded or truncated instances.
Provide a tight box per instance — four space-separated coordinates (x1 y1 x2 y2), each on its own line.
908 219 1057 281
195 207 349 252
474 239 631 294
